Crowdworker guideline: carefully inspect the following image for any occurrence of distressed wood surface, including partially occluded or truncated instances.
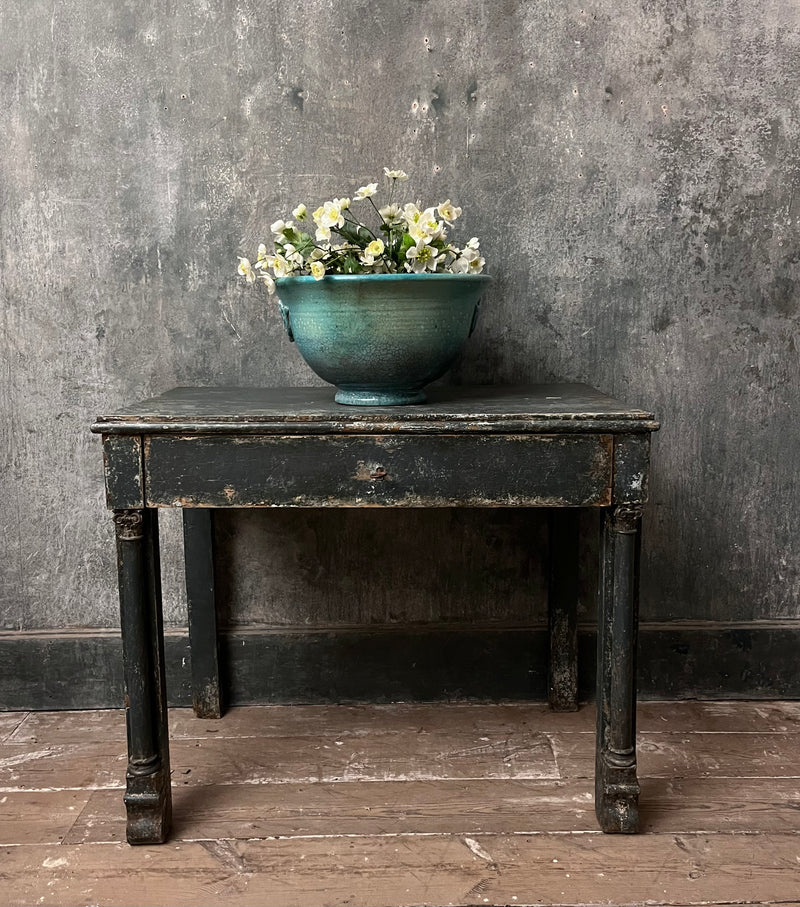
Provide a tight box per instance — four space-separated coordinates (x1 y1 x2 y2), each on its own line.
7 702 592 745
96 391 654 839
10 700 800 744
4 833 800 907
142 432 614 508
0 790 93 845
0 712 27 742
0 742 127 790
0 728 558 791
101 437 144 510
62 775 800 845
553 731 800 779
7 714 800 791
64 779 597 844
2 701 800 905
92 385 658 435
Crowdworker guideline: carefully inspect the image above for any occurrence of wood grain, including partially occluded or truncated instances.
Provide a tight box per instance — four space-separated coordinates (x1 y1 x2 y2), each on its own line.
634 699 800 734
0 743 127 791
8 703 591 744
0 790 93 845
0 712 27 743
63 779 597 844
553 731 800 779
0 729 557 791
63 776 800 845
4 701 800 906
4 833 800 907
11 700 800 744
166 730 557 786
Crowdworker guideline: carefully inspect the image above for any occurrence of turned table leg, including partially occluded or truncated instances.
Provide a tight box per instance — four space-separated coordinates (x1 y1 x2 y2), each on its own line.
595 503 641 833
183 509 223 719
114 508 172 844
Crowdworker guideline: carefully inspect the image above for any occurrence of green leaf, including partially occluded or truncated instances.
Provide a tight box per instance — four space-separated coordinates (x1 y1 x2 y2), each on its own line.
342 254 362 273
335 223 372 248
399 232 415 258
294 232 317 256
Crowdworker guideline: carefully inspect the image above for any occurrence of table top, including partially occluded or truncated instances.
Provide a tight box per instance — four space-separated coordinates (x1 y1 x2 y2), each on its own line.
92 385 659 436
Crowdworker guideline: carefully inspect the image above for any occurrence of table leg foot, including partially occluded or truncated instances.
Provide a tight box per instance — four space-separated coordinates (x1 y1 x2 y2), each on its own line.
595 751 640 833
124 761 173 844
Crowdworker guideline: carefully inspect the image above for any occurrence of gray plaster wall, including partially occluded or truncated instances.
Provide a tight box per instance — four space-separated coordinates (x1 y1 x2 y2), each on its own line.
1 2 798 645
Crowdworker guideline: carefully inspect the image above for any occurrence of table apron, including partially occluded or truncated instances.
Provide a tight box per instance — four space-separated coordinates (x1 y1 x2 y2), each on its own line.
132 433 614 508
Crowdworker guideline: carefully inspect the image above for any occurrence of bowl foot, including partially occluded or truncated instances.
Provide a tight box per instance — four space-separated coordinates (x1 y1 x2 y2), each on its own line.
334 388 427 406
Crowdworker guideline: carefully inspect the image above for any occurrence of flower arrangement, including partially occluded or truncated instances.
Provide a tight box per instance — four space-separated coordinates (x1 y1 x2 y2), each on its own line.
237 167 486 294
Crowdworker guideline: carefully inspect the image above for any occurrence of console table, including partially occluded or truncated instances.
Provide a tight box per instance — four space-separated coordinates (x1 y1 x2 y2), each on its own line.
91 384 658 844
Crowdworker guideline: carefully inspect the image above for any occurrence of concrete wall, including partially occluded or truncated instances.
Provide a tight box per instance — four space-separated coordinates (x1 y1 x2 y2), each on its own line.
1 1 798 687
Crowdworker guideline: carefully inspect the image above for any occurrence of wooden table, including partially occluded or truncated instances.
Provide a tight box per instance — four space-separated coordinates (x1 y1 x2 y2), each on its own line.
92 385 659 844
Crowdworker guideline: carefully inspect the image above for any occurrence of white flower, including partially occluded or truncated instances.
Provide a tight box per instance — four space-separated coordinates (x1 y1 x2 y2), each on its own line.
270 219 293 236
384 167 409 181
314 201 345 229
403 202 421 223
268 253 294 278
403 203 426 239
408 207 444 243
452 245 485 274
354 183 378 200
237 170 486 283
437 199 462 225
237 257 256 283
405 238 439 273
321 203 343 228
379 203 404 225
282 243 304 266
360 238 385 266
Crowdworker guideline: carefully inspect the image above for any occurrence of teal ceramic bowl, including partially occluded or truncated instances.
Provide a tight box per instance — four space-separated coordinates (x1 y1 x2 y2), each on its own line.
275 273 490 405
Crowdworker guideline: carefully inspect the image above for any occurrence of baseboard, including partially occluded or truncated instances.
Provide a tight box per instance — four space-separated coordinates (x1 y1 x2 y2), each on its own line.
1 621 799 710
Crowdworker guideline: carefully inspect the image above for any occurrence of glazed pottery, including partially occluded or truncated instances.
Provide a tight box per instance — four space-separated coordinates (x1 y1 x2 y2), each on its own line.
275 272 490 405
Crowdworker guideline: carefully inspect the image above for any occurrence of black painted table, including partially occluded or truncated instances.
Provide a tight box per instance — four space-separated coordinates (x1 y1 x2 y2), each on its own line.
92 385 659 844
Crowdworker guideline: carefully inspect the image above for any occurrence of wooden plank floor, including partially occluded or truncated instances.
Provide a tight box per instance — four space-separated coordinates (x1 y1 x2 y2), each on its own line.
1 701 800 907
